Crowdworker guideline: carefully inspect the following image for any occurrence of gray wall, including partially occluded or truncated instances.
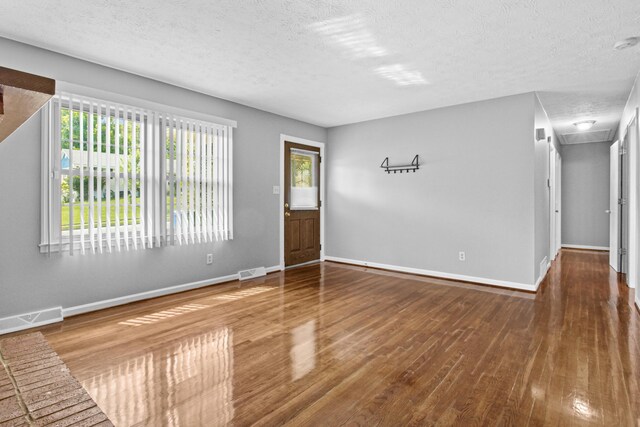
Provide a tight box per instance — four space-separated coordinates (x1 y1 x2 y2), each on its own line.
533 96 561 281
0 38 326 318
561 142 611 248
325 93 536 286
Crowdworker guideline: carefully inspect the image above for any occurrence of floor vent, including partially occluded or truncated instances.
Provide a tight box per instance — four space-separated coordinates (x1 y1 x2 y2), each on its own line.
238 267 267 281
0 307 63 335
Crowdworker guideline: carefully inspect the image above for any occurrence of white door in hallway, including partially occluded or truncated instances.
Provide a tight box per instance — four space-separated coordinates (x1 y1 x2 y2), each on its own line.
549 145 557 260
555 151 561 256
609 140 620 271
628 112 639 288
549 145 562 260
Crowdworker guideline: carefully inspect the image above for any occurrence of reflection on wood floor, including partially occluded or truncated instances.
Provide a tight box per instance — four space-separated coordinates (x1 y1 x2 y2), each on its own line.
82 328 234 426
17 249 640 426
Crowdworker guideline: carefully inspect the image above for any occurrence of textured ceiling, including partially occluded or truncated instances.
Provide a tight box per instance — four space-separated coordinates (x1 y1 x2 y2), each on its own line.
1 0 639 132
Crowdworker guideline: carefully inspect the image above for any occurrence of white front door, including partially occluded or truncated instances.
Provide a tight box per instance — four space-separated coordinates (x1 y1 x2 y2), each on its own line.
610 140 620 271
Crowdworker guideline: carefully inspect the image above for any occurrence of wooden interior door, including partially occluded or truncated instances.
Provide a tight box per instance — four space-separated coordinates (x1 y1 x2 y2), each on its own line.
284 141 321 267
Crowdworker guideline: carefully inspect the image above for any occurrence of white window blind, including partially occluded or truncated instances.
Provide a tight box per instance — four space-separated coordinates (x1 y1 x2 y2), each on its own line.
41 92 234 254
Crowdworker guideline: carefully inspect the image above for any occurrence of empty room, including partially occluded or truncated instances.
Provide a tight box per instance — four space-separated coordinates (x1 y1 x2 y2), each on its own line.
1 1 639 426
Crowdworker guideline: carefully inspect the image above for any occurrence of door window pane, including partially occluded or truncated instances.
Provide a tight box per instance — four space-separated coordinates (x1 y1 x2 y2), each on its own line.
290 149 318 209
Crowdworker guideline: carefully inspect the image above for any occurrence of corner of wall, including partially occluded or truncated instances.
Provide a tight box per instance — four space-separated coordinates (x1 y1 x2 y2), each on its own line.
532 94 553 285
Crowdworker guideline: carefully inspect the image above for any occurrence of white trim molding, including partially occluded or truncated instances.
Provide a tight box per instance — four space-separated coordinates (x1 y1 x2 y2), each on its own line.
562 244 609 251
324 256 538 292
1 265 280 335
536 259 552 289
279 134 326 270
64 265 280 317
64 273 238 317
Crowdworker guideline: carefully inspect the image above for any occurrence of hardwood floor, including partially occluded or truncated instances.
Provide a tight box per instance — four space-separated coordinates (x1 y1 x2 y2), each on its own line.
12 249 640 426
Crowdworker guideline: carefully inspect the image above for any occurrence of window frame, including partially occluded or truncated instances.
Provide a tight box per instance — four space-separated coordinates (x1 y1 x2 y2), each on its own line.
40 83 236 254
289 148 320 210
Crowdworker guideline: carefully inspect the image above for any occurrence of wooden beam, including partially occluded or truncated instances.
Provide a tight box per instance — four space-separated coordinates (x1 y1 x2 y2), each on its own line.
0 67 55 144
0 67 55 95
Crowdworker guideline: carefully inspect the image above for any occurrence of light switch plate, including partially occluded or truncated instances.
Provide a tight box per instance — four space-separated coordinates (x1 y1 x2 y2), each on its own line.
273 186 280 195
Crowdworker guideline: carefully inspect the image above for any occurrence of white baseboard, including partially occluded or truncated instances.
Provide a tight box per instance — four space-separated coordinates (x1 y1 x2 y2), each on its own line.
64 264 281 317
562 244 609 251
324 256 537 292
63 273 239 317
0 307 63 335
1 265 280 335
535 259 551 289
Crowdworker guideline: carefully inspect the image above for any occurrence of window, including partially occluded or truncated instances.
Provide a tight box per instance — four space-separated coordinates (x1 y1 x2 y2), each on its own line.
41 91 234 254
289 148 318 209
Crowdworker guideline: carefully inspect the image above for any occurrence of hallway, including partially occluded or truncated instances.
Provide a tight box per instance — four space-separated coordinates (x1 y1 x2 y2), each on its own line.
525 249 639 425
8 249 640 426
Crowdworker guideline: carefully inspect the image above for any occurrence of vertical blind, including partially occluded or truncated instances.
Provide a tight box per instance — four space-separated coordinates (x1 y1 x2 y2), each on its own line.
42 92 234 254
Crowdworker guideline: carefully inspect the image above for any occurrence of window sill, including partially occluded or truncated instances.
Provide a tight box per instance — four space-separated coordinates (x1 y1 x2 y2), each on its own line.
39 231 232 254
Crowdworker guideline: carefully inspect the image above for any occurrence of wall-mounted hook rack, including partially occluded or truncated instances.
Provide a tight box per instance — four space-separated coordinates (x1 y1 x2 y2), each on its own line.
380 155 419 174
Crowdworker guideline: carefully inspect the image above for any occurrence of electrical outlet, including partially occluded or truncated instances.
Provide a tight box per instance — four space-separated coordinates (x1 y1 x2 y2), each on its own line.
273 185 280 195
459 251 466 261
206 253 213 265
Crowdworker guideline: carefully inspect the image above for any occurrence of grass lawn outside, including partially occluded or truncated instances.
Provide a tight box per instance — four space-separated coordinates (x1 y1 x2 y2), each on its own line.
61 198 142 231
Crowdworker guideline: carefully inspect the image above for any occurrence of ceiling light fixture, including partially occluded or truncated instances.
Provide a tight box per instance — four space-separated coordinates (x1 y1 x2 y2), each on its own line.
614 37 639 50
573 120 596 131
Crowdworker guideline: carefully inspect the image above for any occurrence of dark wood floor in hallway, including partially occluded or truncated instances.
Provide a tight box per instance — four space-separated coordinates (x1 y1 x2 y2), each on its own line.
16 249 640 426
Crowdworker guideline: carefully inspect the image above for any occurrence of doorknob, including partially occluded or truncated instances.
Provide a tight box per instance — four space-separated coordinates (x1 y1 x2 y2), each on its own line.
285 211 291 217
284 203 289 209
605 209 611 214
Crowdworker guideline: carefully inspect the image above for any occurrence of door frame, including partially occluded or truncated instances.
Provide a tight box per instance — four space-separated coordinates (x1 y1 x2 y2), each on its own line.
279 134 325 270
549 143 557 260
549 142 562 261
621 129 630 276
618 109 638 287
555 151 562 256
626 109 639 288
609 140 621 271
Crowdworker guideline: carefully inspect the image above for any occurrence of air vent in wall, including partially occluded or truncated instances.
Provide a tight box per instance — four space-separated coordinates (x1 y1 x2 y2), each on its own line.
0 306 63 335
561 129 614 145
238 267 267 281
